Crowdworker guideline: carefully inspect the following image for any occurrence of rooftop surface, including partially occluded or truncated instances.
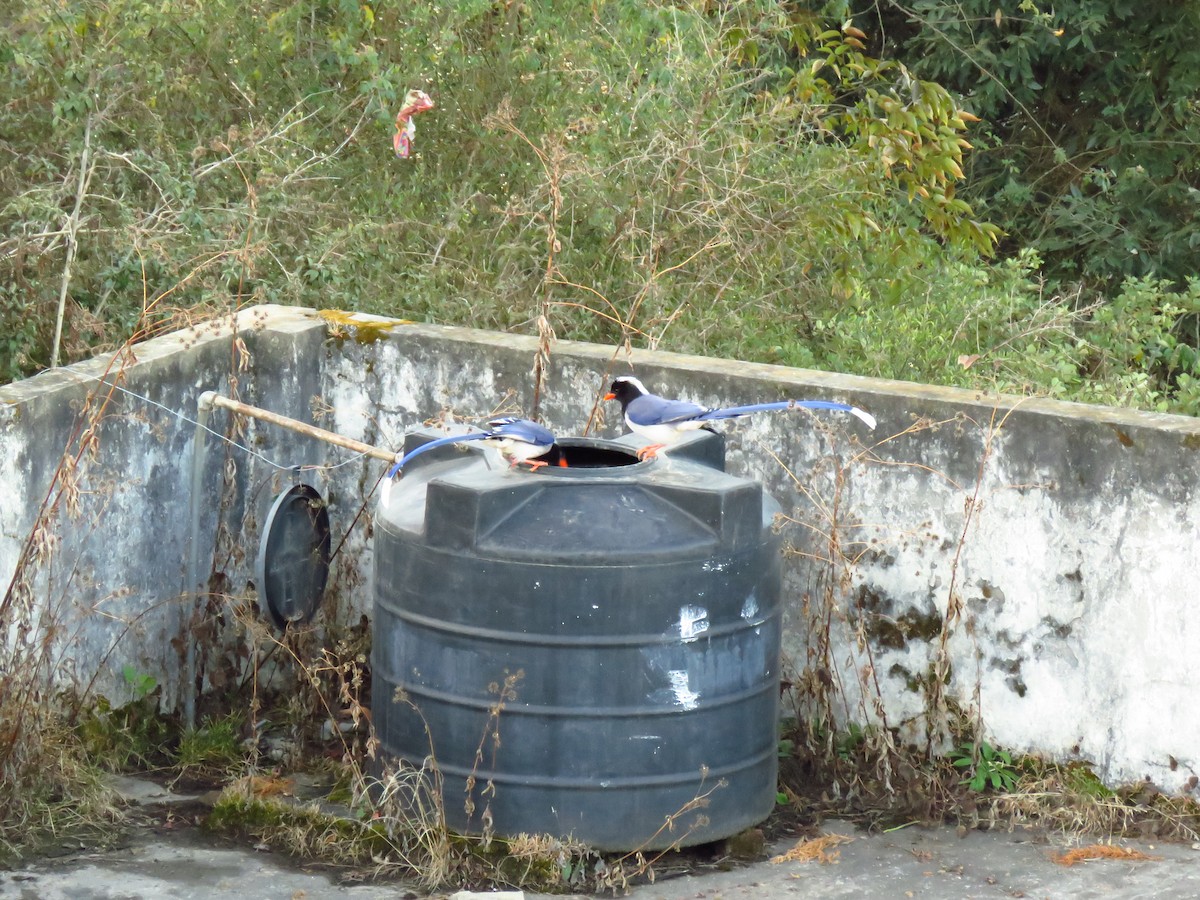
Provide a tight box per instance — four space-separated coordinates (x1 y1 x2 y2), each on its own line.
5 777 1200 899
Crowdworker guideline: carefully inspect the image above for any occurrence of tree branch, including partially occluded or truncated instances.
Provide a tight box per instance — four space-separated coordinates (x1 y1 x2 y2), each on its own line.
51 113 95 368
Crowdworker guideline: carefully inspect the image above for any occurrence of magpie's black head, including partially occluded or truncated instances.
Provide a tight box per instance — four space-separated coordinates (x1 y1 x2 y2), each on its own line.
603 376 649 411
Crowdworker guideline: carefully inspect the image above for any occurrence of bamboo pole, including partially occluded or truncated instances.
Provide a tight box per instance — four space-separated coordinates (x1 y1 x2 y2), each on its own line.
199 391 398 462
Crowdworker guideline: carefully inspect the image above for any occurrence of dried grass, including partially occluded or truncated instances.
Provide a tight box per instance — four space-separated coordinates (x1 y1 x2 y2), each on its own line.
240 774 296 797
1 361 141 853
981 763 1200 844
0 720 123 862
1051 844 1162 866
771 833 855 864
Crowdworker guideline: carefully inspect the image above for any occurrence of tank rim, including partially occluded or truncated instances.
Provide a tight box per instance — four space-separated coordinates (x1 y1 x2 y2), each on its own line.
529 436 652 477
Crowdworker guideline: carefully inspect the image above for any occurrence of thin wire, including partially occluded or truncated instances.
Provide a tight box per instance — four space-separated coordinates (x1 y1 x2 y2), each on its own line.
300 451 375 471
93 376 388 473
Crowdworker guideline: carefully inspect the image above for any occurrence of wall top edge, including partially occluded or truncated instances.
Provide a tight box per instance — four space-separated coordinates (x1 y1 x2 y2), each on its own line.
5 304 1198 437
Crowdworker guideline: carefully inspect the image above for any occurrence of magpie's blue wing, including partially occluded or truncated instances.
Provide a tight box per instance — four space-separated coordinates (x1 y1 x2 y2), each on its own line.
486 416 556 447
626 394 708 427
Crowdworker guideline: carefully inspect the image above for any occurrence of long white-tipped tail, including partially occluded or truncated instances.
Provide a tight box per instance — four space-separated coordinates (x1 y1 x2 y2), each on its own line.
850 407 877 430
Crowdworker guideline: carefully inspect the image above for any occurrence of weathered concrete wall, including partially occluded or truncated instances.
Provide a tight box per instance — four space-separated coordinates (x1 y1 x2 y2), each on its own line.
0 308 327 709
4 304 1199 796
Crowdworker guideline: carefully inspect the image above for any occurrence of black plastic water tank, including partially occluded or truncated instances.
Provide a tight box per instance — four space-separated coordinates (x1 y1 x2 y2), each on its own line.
371 428 782 851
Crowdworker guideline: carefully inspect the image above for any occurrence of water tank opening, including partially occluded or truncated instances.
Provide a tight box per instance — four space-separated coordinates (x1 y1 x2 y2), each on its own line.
545 440 640 469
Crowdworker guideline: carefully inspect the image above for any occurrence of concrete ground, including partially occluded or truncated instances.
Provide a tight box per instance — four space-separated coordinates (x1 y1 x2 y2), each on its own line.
4 779 1200 899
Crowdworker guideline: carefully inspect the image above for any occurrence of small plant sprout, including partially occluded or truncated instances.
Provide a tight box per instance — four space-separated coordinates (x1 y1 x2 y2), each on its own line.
122 666 157 701
953 741 1018 793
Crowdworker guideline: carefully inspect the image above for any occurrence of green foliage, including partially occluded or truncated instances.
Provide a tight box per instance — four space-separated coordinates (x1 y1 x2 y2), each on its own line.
952 741 1017 793
778 715 797 759
2 0 1194 423
803 717 871 762
782 23 1000 255
1069 279 1200 413
175 714 244 777
859 0 1200 288
0 0 413 375
78 685 170 772
122 665 157 701
1049 760 1116 800
79 671 244 777
0 284 40 383
835 722 866 760
0 0 996 383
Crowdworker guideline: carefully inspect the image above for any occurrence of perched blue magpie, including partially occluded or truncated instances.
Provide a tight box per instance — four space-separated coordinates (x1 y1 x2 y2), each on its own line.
385 416 557 479
604 376 876 459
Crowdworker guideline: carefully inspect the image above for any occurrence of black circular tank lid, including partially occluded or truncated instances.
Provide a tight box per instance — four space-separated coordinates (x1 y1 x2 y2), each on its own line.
256 482 331 629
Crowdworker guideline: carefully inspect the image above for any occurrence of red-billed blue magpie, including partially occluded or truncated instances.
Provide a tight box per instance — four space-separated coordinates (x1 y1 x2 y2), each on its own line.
604 376 876 459
385 416 557 479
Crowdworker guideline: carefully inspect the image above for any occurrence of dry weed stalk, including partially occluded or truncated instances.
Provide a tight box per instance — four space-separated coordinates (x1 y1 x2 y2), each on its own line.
464 668 523 840
922 403 1023 755
612 771 723 868
220 580 496 886
766 406 1036 812
486 13 775 424
765 401 1199 844
484 100 562 419
985 765 1200 843
209 598 456 887
0 279 257 851
0 371 133 841
367 757 453 887
763 420 903 794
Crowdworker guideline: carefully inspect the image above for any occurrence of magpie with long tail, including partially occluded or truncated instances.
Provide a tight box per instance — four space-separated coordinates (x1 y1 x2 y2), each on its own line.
384 416 557 479
603 376 876 459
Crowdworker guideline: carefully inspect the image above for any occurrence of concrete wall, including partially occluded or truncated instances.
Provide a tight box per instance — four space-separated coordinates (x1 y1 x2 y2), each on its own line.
3 304 1198 794
0 309 328 710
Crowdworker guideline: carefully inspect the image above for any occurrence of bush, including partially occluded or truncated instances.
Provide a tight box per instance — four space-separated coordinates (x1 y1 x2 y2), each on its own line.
0 0 995 381
856 0 1200 289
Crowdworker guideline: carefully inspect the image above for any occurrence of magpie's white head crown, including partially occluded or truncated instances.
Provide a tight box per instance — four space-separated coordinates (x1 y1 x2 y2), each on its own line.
606 375 649 405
